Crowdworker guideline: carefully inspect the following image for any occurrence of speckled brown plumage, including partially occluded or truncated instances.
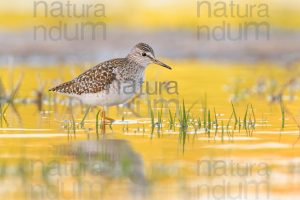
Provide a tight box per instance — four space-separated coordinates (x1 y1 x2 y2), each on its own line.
49 58 125 95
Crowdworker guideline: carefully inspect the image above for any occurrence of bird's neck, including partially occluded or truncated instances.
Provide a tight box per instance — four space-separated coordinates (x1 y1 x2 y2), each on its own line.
116 58 145 82
126 55 149 68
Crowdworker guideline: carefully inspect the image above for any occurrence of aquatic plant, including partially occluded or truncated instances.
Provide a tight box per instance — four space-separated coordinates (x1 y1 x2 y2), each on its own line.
178 100 190 153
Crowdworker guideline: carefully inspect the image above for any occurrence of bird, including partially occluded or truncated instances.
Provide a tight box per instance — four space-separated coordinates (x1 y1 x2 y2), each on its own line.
49 43 172 134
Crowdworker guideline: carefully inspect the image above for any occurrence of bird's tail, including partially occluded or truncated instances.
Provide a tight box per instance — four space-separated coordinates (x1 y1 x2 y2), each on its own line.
49 81 74 93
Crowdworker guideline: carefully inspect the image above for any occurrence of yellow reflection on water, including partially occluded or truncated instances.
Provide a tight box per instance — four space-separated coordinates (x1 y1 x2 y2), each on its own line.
1 61 300 199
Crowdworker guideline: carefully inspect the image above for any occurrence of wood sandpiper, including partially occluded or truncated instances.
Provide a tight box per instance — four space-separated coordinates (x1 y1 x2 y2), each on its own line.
49 43 172 133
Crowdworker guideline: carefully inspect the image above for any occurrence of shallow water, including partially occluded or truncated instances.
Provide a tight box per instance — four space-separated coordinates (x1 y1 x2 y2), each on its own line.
1 61 300 199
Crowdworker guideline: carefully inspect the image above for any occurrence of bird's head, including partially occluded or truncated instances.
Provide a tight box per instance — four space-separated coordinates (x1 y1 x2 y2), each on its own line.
127 43 172 70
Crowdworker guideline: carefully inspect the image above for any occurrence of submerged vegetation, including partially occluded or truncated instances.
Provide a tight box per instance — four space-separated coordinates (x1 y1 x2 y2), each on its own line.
1 64 300 147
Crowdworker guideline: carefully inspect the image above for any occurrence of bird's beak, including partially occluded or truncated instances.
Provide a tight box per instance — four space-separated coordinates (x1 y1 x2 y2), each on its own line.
152 58 172 70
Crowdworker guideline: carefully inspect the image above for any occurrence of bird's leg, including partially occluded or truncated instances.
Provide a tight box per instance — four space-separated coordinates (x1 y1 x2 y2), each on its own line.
102 109 106 134
80 106 91 128
96 108 102 139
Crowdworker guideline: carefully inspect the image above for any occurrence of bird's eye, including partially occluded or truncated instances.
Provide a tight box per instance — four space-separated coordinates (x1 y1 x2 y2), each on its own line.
142 52 147 57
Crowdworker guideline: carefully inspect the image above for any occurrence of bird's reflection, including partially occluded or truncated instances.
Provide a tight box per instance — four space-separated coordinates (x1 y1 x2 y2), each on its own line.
55 139 148 197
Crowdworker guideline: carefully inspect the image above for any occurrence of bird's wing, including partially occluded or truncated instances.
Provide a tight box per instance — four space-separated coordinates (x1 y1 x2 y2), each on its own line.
49 59 125 95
